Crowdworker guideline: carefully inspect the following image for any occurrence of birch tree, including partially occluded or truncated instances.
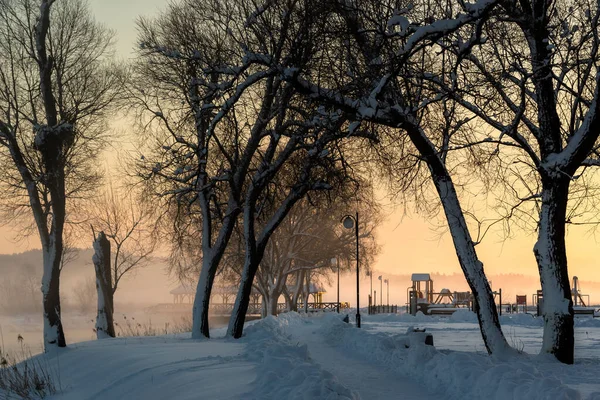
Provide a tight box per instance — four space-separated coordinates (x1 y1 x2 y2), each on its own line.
0 0 121 351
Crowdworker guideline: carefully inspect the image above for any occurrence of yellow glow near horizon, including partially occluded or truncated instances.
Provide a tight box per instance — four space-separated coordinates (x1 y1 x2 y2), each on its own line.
1 0 599 299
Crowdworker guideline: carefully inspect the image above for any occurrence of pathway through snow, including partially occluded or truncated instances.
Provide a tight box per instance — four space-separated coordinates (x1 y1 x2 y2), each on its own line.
290 320 439 400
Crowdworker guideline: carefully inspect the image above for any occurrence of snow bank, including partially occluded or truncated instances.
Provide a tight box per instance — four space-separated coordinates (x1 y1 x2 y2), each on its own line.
242 313 357 400
448 308 479 323
366 310 555 327
500 313 543 327
574 318 600 328
313 314 580 400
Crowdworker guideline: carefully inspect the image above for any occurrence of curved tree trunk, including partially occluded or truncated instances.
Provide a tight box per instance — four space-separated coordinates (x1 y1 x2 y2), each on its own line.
228 252 260 338
534 178 574 364
191 253 219 339
395 116 511 356
431 174 510 355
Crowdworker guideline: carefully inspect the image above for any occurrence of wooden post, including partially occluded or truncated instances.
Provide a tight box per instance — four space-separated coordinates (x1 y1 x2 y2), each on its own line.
93 231 115 338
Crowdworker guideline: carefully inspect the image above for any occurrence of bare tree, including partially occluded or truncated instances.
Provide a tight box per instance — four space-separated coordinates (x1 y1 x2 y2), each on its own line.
433 0 600 364
256 192 379 316
91 186 156 294
131 0 374 338
0 0 122 351
72 277 96 314
60 227 80 271
87 186 155 337
249 0 512 355
131 0 276 338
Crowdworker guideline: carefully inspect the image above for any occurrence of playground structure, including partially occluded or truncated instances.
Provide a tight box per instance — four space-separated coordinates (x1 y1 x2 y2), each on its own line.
406 272 600 317
406 273 477 316
572 276 590 307
532 276 596 317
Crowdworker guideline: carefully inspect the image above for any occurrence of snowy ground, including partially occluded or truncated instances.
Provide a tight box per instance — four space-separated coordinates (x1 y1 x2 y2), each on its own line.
2 311 600 399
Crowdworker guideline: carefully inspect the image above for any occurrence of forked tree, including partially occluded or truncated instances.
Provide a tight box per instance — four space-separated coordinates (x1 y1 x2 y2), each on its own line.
250 0 513 355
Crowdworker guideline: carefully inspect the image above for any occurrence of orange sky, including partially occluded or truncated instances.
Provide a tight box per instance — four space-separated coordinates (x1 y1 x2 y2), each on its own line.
1 0 599 291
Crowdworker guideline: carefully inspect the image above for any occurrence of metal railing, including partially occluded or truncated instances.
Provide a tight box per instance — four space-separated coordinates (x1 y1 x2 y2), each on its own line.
368 305 398 314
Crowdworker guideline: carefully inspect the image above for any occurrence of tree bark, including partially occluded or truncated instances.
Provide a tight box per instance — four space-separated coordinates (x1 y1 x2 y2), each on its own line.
290 270 305 312
41 246 66 349
431 174 510 355
303 272 310 314
191 252 219 339
260 295 268 318
393 115 511 356
534 177 574 364
227 252 261 338
93 231 115 339
268 290 279 316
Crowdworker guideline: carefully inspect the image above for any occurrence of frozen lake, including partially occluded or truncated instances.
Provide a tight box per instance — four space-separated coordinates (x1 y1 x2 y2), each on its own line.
363 319 600 359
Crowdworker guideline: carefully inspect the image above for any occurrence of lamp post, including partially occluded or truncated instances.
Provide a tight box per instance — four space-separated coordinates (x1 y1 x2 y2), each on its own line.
342 212 360 328
384 279 389 306
378 275 382 308
368 271 373 304
331 257 339 313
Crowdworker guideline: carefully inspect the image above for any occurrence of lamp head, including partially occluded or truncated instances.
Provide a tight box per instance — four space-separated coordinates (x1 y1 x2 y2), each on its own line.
342 216 355 229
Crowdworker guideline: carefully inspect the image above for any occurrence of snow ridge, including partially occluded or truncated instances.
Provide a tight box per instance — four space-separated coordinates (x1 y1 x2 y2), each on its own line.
242 314 358 399
314 314 580 400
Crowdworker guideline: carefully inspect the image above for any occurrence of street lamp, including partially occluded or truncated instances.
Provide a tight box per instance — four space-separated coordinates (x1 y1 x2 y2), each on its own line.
378 275 383 307
331 257 339 313
384 279 389 306
366 271 373 305
341 212 360 328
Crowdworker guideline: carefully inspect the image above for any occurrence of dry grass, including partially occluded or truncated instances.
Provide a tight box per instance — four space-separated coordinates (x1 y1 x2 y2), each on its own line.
0 343 57 399
113 314 192 337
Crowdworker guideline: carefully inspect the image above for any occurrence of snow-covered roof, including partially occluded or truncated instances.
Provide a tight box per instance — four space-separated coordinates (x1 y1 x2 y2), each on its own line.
411 273 431 281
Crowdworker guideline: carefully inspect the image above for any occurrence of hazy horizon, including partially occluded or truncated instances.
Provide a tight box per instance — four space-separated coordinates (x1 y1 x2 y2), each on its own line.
1 0 600 300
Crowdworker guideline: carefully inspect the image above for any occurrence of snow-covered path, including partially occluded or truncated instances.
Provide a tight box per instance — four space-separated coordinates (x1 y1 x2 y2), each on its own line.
290 320 439 400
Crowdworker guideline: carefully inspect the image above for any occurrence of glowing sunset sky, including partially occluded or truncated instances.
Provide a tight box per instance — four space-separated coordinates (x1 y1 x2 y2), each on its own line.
1 0 599 288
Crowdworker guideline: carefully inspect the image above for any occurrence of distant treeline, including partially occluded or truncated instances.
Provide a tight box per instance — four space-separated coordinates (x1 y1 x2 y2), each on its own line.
0 249 94 315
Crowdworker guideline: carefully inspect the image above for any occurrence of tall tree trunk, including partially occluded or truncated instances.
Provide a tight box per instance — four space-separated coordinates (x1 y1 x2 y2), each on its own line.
282 286 293 312
191 200 239 339
228 252 260 338
93 231 114 338
432 175 510 355
261 295 268 318
191 252 219 339
41 244 66 349
268 290 279 316
303 272 310 314
534 178 574 364
399 118 510 355
290 270 304 312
